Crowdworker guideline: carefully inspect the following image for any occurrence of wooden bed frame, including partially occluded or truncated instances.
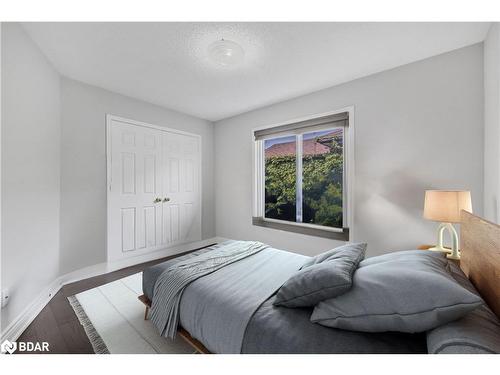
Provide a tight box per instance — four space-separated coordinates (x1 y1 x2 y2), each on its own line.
138 295 211 353
138 211 500 354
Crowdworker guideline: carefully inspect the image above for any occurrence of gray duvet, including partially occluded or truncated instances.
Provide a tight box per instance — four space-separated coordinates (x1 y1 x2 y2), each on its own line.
150 241 269 341
243 296 426 353
177 242 306 353
143 244 426 354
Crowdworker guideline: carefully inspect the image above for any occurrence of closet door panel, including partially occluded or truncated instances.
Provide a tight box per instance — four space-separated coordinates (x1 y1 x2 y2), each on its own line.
108 120 162 261
162 132 201 245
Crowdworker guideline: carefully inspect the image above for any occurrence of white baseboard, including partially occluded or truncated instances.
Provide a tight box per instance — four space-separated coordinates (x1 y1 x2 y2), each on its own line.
61 237 223 285
1 237 223 343
1 278 62 343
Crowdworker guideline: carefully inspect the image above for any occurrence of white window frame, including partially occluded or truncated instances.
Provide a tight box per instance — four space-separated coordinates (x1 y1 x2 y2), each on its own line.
252 106 355 240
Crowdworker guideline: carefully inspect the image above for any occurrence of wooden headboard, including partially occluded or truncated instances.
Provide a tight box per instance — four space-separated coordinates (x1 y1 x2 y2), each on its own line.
460 210 500 318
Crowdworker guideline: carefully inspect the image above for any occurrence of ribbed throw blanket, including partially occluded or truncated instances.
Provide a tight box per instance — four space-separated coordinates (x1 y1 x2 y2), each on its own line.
150 241 268 338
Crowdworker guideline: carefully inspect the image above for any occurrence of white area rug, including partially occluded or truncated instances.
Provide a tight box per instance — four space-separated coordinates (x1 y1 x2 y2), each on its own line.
68 272 195 354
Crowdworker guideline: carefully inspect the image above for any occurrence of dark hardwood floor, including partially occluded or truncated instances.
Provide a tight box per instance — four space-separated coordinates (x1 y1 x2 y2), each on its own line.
16 248 205 354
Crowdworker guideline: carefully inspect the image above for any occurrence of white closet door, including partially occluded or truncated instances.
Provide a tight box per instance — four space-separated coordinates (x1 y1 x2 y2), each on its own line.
161 132 201 245
107 117 201 261
108 120 163 261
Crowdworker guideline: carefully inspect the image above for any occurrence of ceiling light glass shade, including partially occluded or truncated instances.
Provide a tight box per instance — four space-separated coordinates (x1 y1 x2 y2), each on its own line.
208 39 245 66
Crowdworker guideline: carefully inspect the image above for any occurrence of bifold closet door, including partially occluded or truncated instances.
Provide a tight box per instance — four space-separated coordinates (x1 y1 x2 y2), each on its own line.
108 118 201 261
161 132 201 245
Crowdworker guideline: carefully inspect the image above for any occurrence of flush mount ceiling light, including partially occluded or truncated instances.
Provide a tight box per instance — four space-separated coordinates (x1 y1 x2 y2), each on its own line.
208 38 245 66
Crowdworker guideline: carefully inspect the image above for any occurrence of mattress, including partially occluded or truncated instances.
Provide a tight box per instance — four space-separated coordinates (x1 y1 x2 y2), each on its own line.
143 245 426 354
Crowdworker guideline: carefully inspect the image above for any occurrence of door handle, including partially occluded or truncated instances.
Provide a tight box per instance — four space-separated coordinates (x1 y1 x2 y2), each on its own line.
153 197 162 203
162 197 170 203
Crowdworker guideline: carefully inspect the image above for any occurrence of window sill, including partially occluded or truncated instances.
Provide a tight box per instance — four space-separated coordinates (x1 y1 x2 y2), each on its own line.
252 217 349 241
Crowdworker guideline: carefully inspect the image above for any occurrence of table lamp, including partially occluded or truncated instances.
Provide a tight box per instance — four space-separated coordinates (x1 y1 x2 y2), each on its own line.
423 190 472 260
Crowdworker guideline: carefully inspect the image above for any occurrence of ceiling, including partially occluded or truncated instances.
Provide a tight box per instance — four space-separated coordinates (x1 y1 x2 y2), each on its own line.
22 22 490 121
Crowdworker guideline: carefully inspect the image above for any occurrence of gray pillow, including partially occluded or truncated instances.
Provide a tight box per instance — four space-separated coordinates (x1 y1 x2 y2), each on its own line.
426 262 500 354
359 249 444 268
300 242 367 269
311 251 482 333
274 243 366 308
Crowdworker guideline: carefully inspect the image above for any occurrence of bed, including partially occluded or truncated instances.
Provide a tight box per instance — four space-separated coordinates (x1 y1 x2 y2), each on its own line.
139 211 500 354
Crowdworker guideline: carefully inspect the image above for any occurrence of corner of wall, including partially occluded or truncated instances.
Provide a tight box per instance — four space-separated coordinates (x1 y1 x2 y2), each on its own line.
483 22 500 223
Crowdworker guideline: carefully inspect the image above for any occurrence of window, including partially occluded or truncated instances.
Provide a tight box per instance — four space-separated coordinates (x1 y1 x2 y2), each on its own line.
253 111 352 240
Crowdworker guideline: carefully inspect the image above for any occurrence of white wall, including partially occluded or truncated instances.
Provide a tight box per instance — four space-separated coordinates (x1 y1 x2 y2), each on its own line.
215 44 484 257
59 78 215 274
483 23 500 224
1 23 61 331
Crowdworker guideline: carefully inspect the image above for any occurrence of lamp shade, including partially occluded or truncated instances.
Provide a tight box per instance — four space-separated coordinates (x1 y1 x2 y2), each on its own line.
423 190 472 223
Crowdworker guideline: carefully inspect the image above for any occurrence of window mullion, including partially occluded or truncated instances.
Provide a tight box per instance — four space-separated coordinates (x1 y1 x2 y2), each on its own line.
256 140 265 218
296 134 303 223
342 126 347 229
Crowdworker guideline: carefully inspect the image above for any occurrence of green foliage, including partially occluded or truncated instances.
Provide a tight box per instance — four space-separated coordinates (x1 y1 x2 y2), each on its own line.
265 136 343 227
264 156 296 220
